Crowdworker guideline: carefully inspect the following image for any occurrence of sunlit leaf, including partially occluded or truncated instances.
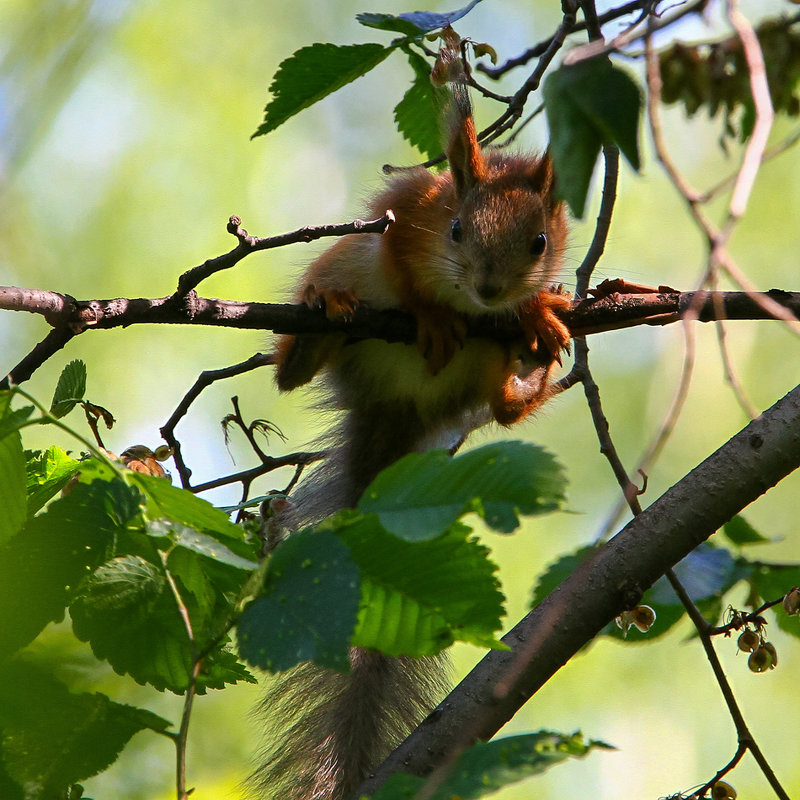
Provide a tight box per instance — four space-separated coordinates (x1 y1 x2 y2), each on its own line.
253 43 393 138
359 441 566 541
49 359 87 418
0 432 26 545
336 514 504 654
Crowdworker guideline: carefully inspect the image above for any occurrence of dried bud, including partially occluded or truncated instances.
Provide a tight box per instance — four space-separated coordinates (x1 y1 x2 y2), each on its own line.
782 586 800 616
737 629 760 653
153 445 174 462
615 605 656 637
748 644 776 673
711 780 737 799
472 42 498 64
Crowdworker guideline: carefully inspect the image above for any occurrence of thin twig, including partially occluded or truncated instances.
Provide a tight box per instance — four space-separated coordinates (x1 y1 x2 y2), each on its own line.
175 212 394 296
477 0 651 78
665 569 790 800
160 353 275 488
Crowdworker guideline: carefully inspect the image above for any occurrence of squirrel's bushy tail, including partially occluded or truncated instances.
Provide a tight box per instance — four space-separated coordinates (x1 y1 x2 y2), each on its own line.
250 405 461 800
249 650 449 800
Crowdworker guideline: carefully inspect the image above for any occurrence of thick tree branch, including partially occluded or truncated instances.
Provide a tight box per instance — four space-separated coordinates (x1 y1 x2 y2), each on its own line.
359 382 800 795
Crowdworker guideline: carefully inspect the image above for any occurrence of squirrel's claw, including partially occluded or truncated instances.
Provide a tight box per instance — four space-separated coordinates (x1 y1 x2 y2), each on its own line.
302 284 360 321
520 290 572 362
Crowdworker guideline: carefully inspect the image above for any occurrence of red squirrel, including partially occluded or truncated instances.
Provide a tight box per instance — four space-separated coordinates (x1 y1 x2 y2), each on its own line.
252 32 571 800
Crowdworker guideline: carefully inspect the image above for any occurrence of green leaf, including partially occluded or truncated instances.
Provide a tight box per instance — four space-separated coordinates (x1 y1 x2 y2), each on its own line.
237 528 360 672
0 480 131 661
49 359 87 418
25 446 82 515
357 0 485 35
0 745 23 800
544 57 641 217
149 519 258 573
128 472 252 551
723 515 771 546
253 43 393 138
372 731 613 799
395 49 447 160
359 441 566 541
69 554 250 693
0 394 34 440
338 514 505 654
0 659 170 797
0 432 26 546
751 563 800 601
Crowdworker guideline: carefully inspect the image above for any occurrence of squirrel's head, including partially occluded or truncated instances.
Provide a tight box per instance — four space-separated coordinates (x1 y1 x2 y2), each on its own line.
444 129 567 314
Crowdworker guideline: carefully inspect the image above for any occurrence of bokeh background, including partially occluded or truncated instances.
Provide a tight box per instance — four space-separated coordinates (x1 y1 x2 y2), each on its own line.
1 0 799 798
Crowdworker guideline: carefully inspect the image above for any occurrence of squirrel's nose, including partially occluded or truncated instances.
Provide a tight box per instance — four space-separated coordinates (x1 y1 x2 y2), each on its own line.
476 279 503 301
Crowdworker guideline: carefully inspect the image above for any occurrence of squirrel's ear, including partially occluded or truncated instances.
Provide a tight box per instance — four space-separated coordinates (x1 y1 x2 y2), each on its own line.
447 114 486 198
527 151 554 194
528 151 562 210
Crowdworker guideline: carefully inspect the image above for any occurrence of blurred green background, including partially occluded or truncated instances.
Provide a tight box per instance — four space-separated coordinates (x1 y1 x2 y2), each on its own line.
2 0 799 798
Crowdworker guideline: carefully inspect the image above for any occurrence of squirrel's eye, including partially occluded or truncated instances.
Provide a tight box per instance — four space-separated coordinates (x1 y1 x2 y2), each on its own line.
530 232 547 255
451 218 463 243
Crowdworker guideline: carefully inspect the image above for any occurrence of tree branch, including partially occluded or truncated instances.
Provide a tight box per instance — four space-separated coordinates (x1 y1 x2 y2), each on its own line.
3 289 800 388
358 382 800 795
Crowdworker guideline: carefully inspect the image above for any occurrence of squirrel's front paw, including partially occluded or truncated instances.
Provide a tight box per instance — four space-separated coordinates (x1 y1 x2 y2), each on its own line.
416 306 468 375
520 291 572 364
301 283 360 321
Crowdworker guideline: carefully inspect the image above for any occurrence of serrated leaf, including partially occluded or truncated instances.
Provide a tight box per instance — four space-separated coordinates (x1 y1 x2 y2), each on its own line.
25 446 81 515
359 441 566 541
149 519 257 573
373 731 612 800
338 514 505 654
237 528 360 672
395 49 447 160
253 43 393 138
0 432 26 546
544 57 641 217
357 0 485 35
49 359 86 418
70 554 250 693
723 515 771 546
0 480 129 661
0 659 170 797
128 472 250 552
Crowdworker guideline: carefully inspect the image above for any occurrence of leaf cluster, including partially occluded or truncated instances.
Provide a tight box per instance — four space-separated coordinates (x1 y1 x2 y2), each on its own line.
0 367 260 798
3 362 611 799
237 441 567 670
659 16 800 144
